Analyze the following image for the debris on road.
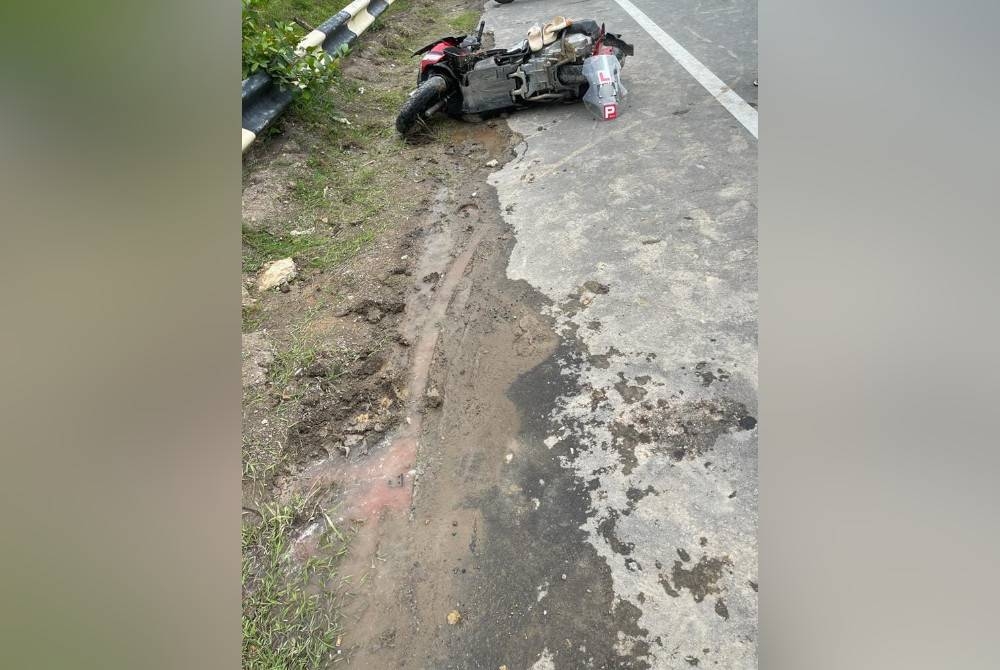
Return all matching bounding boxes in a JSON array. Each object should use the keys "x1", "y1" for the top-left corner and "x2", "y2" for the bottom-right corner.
[{"x1": 447, "y1": 609, "x2": 462, "y2": 625}]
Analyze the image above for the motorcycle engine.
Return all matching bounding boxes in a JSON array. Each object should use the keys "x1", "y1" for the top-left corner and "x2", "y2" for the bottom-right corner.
[{"x1": 511, "y1": 33, "x2": 593, "y2": 101}]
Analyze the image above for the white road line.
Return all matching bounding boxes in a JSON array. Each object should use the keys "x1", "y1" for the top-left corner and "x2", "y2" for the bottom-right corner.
[{"x1": 612, "y1": 0, "x2": 758, "y2": 139}]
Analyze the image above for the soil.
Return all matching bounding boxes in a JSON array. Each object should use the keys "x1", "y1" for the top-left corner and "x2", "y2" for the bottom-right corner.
[{"x1": 241, "y1": 1, "x2": 578, "y2": 666}]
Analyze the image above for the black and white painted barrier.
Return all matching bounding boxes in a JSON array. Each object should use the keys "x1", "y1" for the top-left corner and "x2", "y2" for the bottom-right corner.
[{"x1": 242, "y1": 0, "x2": 397, "y2": 153}]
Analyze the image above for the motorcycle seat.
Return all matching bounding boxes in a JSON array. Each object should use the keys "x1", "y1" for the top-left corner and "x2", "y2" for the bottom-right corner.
[{"x1": 507, "y1": 39, "x2": 529, "y2": 54}]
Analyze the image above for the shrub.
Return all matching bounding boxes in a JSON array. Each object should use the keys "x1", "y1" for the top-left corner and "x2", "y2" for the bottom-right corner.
[{"x1": 241, "y1": 0, "x2": 342, "y2": 97}]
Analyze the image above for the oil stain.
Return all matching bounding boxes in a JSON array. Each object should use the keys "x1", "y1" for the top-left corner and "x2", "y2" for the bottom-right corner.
[{"x1": 659, "y1": 554, "x2": 733, "y2": 603}]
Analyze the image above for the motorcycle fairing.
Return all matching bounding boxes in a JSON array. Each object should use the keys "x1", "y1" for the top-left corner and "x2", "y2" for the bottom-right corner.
[
  {"x1": 582, "y1": 54, "x2": 627, "y2": 120},
  {"x1": 412, "y1": 37, "x2": 462, "y2": 56}
]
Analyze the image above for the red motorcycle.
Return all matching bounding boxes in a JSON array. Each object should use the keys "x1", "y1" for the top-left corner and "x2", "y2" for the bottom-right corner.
[{"x1": 396, "y1": 17, "x2": 633, "y2": 134}]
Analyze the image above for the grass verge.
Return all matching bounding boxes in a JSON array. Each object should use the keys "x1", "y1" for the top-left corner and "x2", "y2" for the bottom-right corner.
[
  {"x1": 242, "y1": 494, "x2": 349, "y2": 669},
  {"x1": 242, "y1": 1, "x2": 488, "y2": 664}
]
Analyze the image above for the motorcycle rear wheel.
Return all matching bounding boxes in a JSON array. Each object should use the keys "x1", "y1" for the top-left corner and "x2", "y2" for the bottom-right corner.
[{"x1": 396, "y1": 76, "x2": 450, "y2": 135}]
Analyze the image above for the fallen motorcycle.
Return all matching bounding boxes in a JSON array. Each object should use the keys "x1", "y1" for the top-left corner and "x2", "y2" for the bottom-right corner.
[{"x1": 395, "y1": 16, "x2": 634, "y2": 135}]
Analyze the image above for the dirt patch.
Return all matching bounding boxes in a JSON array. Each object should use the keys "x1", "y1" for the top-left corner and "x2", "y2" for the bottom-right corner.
[
  {"x1": 242, "y1": 0, "x2": 517, "y2": 499},
  {"x1": 658, "y1": 554, "x2": 734, "y2": 604},
  {"x1": 242, "y1": 0, "x2": 524, "y2": 665}
]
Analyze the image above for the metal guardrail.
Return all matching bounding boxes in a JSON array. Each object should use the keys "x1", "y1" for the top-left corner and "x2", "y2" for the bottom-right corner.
[{"x1": 241, "y1": 0, "x2": 397, "y2": 153}]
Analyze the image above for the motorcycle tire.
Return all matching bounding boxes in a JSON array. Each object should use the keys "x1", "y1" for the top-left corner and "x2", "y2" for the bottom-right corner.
[
  {"x1": 396, "y1": 76, "x2": 450, "y2": 135},
  {"x1": 495, "y1": 0, "x2": 516, "y2": 4}
]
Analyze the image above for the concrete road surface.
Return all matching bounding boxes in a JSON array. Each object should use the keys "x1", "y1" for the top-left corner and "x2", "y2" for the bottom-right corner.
[{"x1": 483, "y1": 0, "x2": 757, "y2": 667}]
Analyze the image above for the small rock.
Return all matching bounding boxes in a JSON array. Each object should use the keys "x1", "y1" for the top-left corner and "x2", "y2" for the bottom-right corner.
[
  {"x1": 305, "y1": 362, "x2": 328, "y2": 377},
  {"x1": 366, "y1": 307, "x2": 384, "y2": 323},
  {"x1": 257, "y1": 258, "x2": 297, "y2": 292},
  {"x1": 242, "y1": 332, "x2": 274, "y2": 388},
  {"x1": 584, "y1": 280, "x2": 610, "y2": 294},
  {"x1": 279, "y1": 282, "x2": 291, "y2": 293},
  {"x1": 241, "y1": 285, "x2": 256, "y2": 308},
  {"x1": 505, "y1": 453, "x2": 513, "y2": 463},
  {"x1": 447, "y1": 610, "x2": 461, "y2": 625},
  {"x1": 348, "y1": 412, "x2": 372, "y2": 433},
  {"x1": 561, "y1": 573, "x2": 567, "y2": 580},
  {"x1": 485, "y1": 159, "x2": 499, "y2": 168},
  {"x1": 425, "y1": 386, "x2": 442, "y2": 408},
  {"x1": 422, "y1": 271, "x2": 441, "y2": 284}
]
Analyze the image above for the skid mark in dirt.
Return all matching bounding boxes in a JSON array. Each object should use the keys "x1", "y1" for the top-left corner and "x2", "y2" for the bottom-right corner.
[{"x1": 282, "y1": 202, "x2": 493, "y2": 524}]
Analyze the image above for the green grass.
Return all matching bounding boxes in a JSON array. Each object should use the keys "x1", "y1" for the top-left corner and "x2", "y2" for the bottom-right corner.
[
  {"x1": 243, "y1": 302, "x2": 265, "y2": 333},
  {"x1": 448, "y1": 9, "x2": 481, "y2": 34},
  {"x1": 242, "y1": 494, "x2": 348, "y2": 670},
  {"x1": 242, "y1": 226, "x2": 327, "y2": 274},
  {"x1": 243, "y1": 434, "x2": 285, "y2": 499},
  {"x1": 249, "y1": 0, "x2": 345, "y2": 30},
  {"x1": 268, "y1": 338, "x2": 319, "y2": 389},
  {"x1": 242, "y1": 218, "x2": 379, "y2": 275},
  {"x1": 266, "y1": 302, "x2": 351, "y2": 390}
]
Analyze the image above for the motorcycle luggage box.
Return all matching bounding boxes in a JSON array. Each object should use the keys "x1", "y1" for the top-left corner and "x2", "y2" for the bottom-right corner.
[{"x1": 460, "y1": 61, "x2": 520, "y2": 114}]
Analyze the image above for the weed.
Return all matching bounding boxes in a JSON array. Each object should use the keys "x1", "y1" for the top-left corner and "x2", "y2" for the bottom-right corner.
[
  {"x1": 448, "y1": 10, "x2": 481, "y2": 35},
  {"x1": 243, "y1": 225, "x2": 324, "y2": 273},
  {"x1": 242, "y1": 494, "x2": 348, "y2": 669},
  {"x1": 243, "y1": 435, "x2": 284, "y2": 499},
  {"x1": 243, "y1": 302, "x2": 265, "y2": 333},
  {"x1": 268, "y1": 338, "x2": 319, "y2": 389}
]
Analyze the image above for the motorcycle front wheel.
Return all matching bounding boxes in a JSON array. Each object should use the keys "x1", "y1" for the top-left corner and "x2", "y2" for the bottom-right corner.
[{"x1": 396, "y1": 76, "x2": 450, "y2": 135}]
